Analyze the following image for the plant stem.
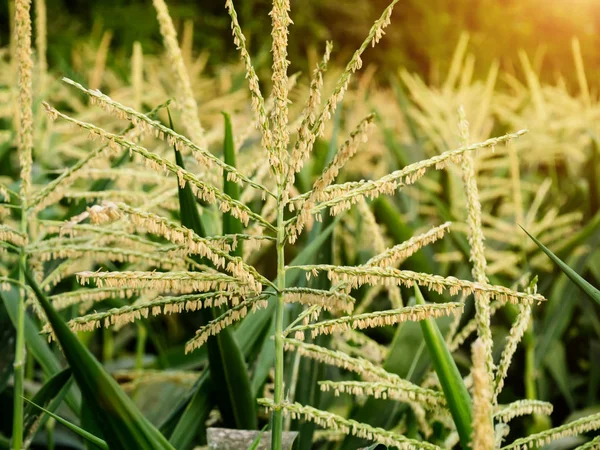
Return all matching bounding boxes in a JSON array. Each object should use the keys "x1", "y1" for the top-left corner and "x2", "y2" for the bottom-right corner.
[
  {"x1": 272, "y1": 201, "x2": 285, "y2": 450},
  {"x1": 12, "y1": 248, "x2": 27, "y2": 450}
]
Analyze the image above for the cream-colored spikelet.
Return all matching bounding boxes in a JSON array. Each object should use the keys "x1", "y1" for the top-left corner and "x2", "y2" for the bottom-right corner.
[
  {"x1": 44, "y1": 105, "x2": 267, "y2": 226},
  {"x1": 15, "y1": 0, "x2": 34, "y2": 201},
  {"x1": 185, "y1": 295, "x2": 270, "y2": 353},
  {"x1": 68, "y1": 201, "x2": 264, "y2": 291},
  {"x1": 287, "y1": 0, "x2": 401, "y2": 189},
  {"x1": 225, "y1": 0, "x2": 271, "y2": 152},
  {"x1": 43, "y1": 291, "x2": 242, "y2": 338},
  {"x1": 290, "y1": 114, "x2": 375, "y2": 239},
  {"x1": 494, "y1": 400, "x2": 553, "y2": 424},
  {"x1": 471, "y1": 339, "x2": 494, "y2": 450},
  {"x1": 493, "y1": 303, "x2": 531, "y2": 402},
  {"x1": 366, "y1": 222, "x2": 451, "y2": 268},
  {"x1": 319, "y1": 380, "x2": 446, "y2": 410},
  {"x1": 501, "y1": 411, "x2": 600, "y2": 450},
  {"x1": 268, "y1": 0, "x2": 292, "y2": 176},
  {"x1": 49, "y1": 287, "x2": 140, "y2": 311},
  {"x1": 30, "y1": 99, "x2": 170, "y2": 213},
  {"x1": 49, "y1": 81, "x2": 271, "y2": 199},
  {"x1": 258, "y1": 398, "x2": 443, "y2": 450},
  {"x1": 282, "y1": 287, "x2": 354, "y2": 314},
  {"x1": 288, "y1": 130, "x2": 526, "y2": 225},
  {"x1": 0, "y1": 225, "x2": 28, "y2": 247},
  {"x1": 333, "y1": 329, "x2": 388, "y2": 363},
  {"x1": 293, "y1": 264, "x2": 546, "y2": 305},
  {"x1": 448, "y1": 298, "x2": 506, "y2": 351},
  {"x1": 286, "y1": 41, "x2": 332, "y2": 192},
  {"x1": 288, "y1": 303, "x2": 463, "y2": 339},
  {"x1": 284, "y1": 338, "x2": 401, "y2": 384},
  {"x1": 152, "y1": 0, "x2": 205, "y2": 147},
  {"x1": 457, "y1": 107, "x2": 494, "y2": 383},
  {"x1": 76, "y1": 270, "x2": 252, "y2": 296}
]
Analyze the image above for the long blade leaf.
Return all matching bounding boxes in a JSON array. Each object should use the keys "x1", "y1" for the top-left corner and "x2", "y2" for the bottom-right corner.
[
  {"x1": 23, "y1": 398, "x2": 109, "y2": 450},
  {"x1": 24, "y1": 267, "x2": 175, "y2": 449},
  {"x1": 521, "y1": 226, "x2": 600, "y2": 305},
  {"x1": 414, "y1": 285, "x2": 472, "y2": 449},
  {"x1": 23, "y1": 368, "x2": 73, "y2": 448}
]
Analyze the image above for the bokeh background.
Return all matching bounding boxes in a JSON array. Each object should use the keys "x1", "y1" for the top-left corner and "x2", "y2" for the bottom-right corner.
[{"x1": 1, "y1": 0, "x2": 600, "y2": 87}]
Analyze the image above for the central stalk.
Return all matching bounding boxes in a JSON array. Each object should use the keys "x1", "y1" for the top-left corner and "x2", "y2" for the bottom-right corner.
[{"x1": 272, "y1": 197, "x2": 286, "y2": 449}]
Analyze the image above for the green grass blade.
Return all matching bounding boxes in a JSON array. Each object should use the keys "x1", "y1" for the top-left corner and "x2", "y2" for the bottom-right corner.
[
  {"x1": 248, "y1": 425, "x2": 268, "y2": 450},
  {"x1": 168, "y1": 112, "x2": 257, "y2": 430},
  {"x1": 22, "y1": 368, "x2": 73, "y2": 447},
  {"x1": 414, "y1": 285, "x2": 472, "y2": 449},
  {"x1": 23, "y1": 398, "x2": 108, "y2": 450},
  {"x1": 1, "y1": 285, "x2": 81, "y2": 416},
  {"x1": 521, "y1": 226, "x2": 600, "y2": 305},
  {"x1": 167, "y1": 371, "x2": 213, "y2": 449},
  {"x1": 221, "y1": 112, "x2": 243, "y2": 258},
  {"x1": 23, "y1": 267, "x2": 175, "y2": 450}
]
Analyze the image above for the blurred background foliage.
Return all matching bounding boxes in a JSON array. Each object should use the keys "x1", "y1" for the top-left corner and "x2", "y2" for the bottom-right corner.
[{"x1": 1, "y1": 0, "x2": 600, "y2": 87}]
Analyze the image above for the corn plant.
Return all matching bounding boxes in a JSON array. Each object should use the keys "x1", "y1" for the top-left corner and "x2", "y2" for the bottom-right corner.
[{"x1": 3, "y1": 0, "x2": 600, "y2": 449}]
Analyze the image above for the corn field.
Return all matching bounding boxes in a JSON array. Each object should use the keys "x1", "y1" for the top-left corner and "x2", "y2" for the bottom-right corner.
[{"x1": 1, "y1": 1, "x2": 599, "y2": 449}]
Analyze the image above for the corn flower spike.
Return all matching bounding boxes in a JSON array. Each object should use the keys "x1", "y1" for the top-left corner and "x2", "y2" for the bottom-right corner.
[
  {"x1": 501, "y1": 412, "x2": 600, "y2": 450},
  {"x1": 290, "y1": 264, "x2": 546, "y2": 304},
  {"x1": 76, "y1": 271, "x2": 252, "y2": 295},
  {"x1": 42, "y1": 104, "x2": 274, "y2": 231},
  {"x1": 225, "y1": 0, "x2": 271, "y2": 152},
  {"x1": 333, "y1": 329, "x2": 388, "y2": 363},
  {"x1": 575, "y1": 435, "x2": 600, "y2": 450},
  {"x1": 185, "y1": 295, "x2": 270, "y2": 353},
  {"x1": 290, "y1": 114, "x2": 376, "y2": 239},
  {"x1": 288, "y1": 0, "x2": 401, "y2": 184},
  {"x1": 50, "y1": 287, "x2": 141, "y2": 311},
  {"x1": 152, "y1": 0, "x2": 205, "y2": 147},
  {"x1": 365, "y1": 222, "x2": 451, "y2": 267},
  {"x1": 285, "y1": 41, "x2": 332, "y2": 193},
  {"x1": 457, "y1": 107, "x2": 494, "y2": 385},
  {"x1": 268, "y1": 0, "x2": 292, "y2": 177},
  {"x1": 493, "y1": 303, "x2": 532, "y2": 403},
  {"x1": 44, "y1": 291, "x2": 245, "y2": 338},
  {"x1": 282, "y1": 287, "x2": 355, "y2": 314},
  {"x1": 283, "y1": 338, "x2": 400, "y2": 383},
  {"x1": 319, "y1": 380, "x2": 446, "y2": 410},
  {"x1": 288, "y1": 130, "x2": 527, "y2": 223},
  {"x1": 0, "y1": 225, "x2": 28, "y2": 247},
  {"x1": 287, "y1": 303, "x2": 463, "y2": 339},
  {"x1": 258, "y1": 398, "x2": 443, "y2": 450},
  {"x1": 57, "y1": 79, "x2": 273, "y2": 198},
  {"x1": 471, "y1": 339, "x2": 494, "y2": 450},
  {"x1": 68, "y1": 201, "x2": 268, "y2": 290},
  {"x1": 494, "y1": 400, "x2": 553, "y2": 423}
]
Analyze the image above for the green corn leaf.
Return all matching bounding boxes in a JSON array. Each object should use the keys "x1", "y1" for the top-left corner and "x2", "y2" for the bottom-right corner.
[
  {"x1": 23, "y1": 398, "x2": 108, "y2": 450},
  {"x1": 166, "y1": 371, "x2": 213, "y2": 449},
  {"x1": 1, "y1": 284, "x2": 81, "y2": 416},
  {"x1": 248, "y1": 425, "x2": 269, "y2": 450},
  {"x1": 23, "y1": 267, "x2": 175, "y2": 450},
  {"x1": 521, "y1": 226, "x2": 600, "y2": 305},
  {"x1": 222, "y1": 112, "x2": 243, "y2": 258},
  {"x1": 168, "y1": 111, "x2": 257, "y2": 430},
  {"x1": 22, "y1": 368, "x2": 73, "y2": 448},
  {"x1": 414, "y1": 285, "x2": 473, "y2": 450}
]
